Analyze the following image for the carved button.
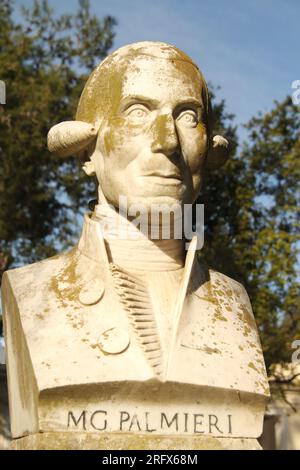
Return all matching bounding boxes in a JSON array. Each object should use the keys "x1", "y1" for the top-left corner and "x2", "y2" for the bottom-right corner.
[
  {"x1": 79, "y1": 279, "x2": 105, "y2": 306},
  {"x1": 98, "y1": 327, "x2": 130, "y2": 355}
]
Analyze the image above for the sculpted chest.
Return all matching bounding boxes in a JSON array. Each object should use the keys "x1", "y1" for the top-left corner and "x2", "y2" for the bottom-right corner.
[{"x1": 2, "y1": 244, "x2": 269, "y2": 439}]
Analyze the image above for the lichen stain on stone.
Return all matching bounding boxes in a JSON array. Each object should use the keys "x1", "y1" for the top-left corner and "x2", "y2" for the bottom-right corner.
[
  {"x1": 225, "y1": 306, "x2": 233, "y2": 312},
  {"x1": 202, "y1": 345, "x2": 221, "y2": 355},
  {"x1": 49, "y1": 249, "x2": 82, "y2": 308},
  {"x1": 152, "y1": 114, "x2": 174, "y2": 150},
  {"x1": 243, "y1": 325, "x2": 251, "y2": 337},
  {"x1": 225, "y1": 288, "x2": 234, "y2": 298},
  {"x1": 71, "y1": 322, "x2": 82, "y2": 329},
  {"x1": 248, "y1": 362, "x2": 260, "y2": 374},
  {"x1": 237, "y1": 303, "x2": 256, "y2": 330},
  {"x1": 193, "y1": 280, "x2": 219, "y2": 305},
  {"x1": 213, "y1": 306, "x2": 228, "y2": 322},
  {"x1": 41, "y1": 361, "x2": 51, "y2": 369},
  {"x1": 259, "y1": 381, "x2": 270, "y2": 395},
  {"x1": 215, "y1": 289, "x2": 226, "y2": 297}
]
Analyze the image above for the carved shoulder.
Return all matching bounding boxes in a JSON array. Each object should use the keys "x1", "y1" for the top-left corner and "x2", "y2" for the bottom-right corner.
[{"x1": 209, "y1": 269, "x2": 253, "y2": 305}]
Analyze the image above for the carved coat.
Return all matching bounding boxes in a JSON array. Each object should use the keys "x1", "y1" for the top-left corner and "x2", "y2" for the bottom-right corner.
[{"x1": 2, "y1": 214, "x2": 269, "y2": 438}]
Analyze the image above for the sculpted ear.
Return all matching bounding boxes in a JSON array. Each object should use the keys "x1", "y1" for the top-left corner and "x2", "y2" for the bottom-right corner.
[
  {"x1": 205, "y1": 135, "x2": 230, "y2": 170},
  {"x1": 47, "y1": 121, "x2": 98, "y2": 157}
]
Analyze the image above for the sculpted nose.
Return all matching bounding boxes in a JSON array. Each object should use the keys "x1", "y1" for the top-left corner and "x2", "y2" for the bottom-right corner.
[{"x1": 150, "y1": 114, "x2": 180, "y2": 157}]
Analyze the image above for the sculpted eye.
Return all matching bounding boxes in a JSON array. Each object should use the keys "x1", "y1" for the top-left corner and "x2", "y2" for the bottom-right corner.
[
  {"x1": 177, "y1": 110, "x2": 198, "y2": 127},
  {"x1": 126, "y1": 105, "x2": 148, "y2": 120}
]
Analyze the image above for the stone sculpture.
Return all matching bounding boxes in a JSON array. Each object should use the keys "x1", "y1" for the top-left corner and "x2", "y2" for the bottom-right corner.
[{"x1": 2, "y1": 42, "x2": 269, "y2": 449}]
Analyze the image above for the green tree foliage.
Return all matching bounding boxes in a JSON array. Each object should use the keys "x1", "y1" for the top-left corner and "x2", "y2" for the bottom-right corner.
[
  {"x1": 201, "y1": 96, "x2": 300, "y2": 371},
  {"x1": 242, "y1": 98, "x2": 300, "y2": 370},
  {"x1": 0, "y1": 0, "x2": 116, "y2": 272}
]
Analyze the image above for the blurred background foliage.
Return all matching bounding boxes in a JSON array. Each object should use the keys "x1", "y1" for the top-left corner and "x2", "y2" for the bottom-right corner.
[{"x1": 0, "y1": 0, "x2": 299, "y2": 374}]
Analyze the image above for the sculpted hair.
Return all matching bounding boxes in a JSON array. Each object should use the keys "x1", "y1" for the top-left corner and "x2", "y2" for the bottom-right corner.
[
  {"x1": 76, "y1": 41, "x2": 212, "y2": 138},
  {"x1": 48, "y1": 41, "x2": 228, "y2": 169}
]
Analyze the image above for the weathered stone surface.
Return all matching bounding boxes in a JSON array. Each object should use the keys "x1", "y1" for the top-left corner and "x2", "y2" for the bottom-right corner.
[
  {"x1": 10, "y1": 432, "x2": 261, "y2": 450},
  {"x1": 2, "y1": 220, "x2": 269, "y2": 440},
  {"x1": 2, "y1": 41, "x2": 269, "y2": 450}
]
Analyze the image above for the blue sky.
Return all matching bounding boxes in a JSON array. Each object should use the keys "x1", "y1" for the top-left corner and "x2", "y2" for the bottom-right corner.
[{"x1": 14, "y1": 0, "x2": 299, "y2": 141}]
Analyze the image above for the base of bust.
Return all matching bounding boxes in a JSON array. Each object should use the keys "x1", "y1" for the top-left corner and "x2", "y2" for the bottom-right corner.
[{"x1": 10, "y1": 432, "x2": 262, "y2": 450}]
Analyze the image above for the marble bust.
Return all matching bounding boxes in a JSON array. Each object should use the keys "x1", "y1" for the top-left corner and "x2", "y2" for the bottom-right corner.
[{"x1": 2, "y1": 42, "x2": 269, "y2": 449}]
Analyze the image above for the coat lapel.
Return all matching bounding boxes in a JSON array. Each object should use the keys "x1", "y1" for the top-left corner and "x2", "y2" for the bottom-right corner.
[{"x1": 76, "y1": 216, "x2": 202, "y2": 380}]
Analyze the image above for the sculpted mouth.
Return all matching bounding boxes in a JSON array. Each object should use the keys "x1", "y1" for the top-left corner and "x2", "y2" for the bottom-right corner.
[{"x1": 143, "y1": 171, "x2": 183, "y2": 181}]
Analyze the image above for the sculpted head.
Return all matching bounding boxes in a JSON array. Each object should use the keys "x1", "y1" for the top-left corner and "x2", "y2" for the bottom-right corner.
[{"x1": 48, "y1": 42, "x2": 229, "y2": 210}]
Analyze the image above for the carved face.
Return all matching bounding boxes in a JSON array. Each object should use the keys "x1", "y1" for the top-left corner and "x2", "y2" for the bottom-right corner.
[{"x1": 91, "y1": 56, "x2": 208, "y2": 209}]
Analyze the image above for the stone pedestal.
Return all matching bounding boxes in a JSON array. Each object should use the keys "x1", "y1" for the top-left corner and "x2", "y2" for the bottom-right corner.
[{"x1": 10, "y1": 432, "x2": 261, "y2": 450}]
